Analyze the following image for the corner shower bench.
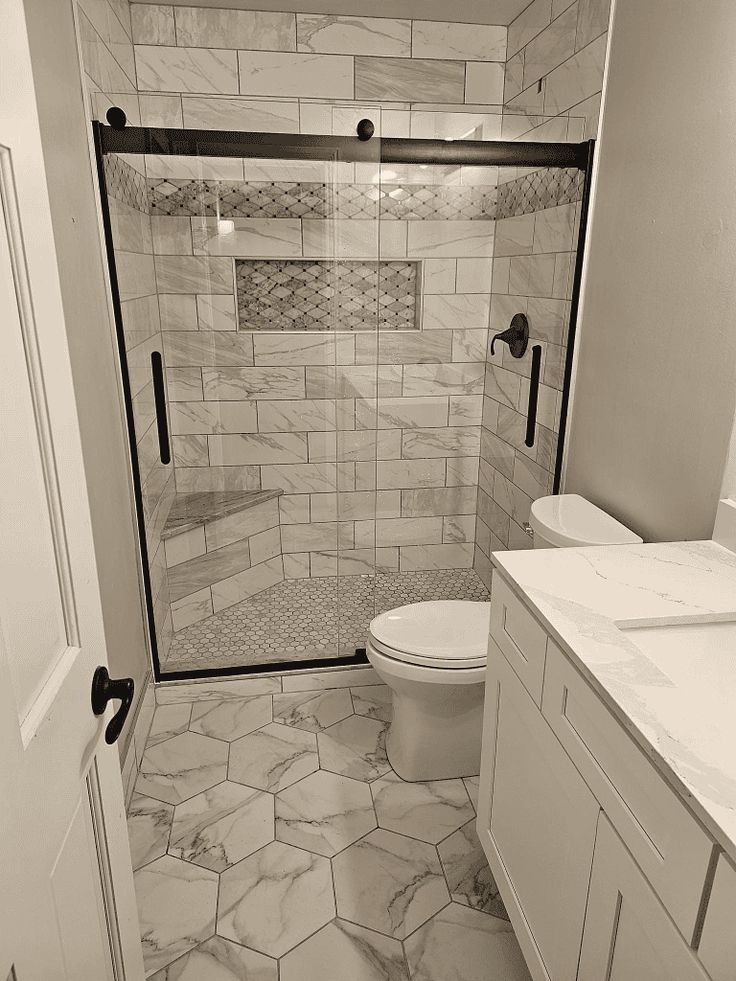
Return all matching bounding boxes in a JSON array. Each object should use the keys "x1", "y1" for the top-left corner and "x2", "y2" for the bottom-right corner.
[{"x1": 162, "y1": 489, "x2": 284, "y2": 631}]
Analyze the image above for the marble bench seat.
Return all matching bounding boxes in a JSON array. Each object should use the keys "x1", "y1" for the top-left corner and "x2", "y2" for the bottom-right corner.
[{"x1": 162, "y1": 490, "x2": 285, "y2": 632}]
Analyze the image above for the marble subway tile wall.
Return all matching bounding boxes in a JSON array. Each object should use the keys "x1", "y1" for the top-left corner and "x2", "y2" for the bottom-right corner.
[
  {"x1": 473, "y1": 0, "x2": 610, "y2": 587},
  {"x1": 131, "y1": 4, "x2": 508, "y2": 578}
]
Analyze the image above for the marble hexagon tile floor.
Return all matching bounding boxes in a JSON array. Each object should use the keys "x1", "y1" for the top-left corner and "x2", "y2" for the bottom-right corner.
[{"x1": 128, "y1": 671, "x2": 531, "y2": 981}]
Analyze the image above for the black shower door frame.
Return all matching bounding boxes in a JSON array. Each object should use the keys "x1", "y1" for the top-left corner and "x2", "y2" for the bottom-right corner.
[{"x1": 93, "y1": 119, "x2": 594, "y2": 682}]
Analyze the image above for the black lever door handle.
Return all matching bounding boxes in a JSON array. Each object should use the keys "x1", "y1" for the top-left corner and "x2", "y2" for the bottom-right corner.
[
  {"x1": 91, "y1": 666, "x2": 135, "y2": 745},
  {"x1": 491, "y1": 312, "x2": 529, "y2": 359}
]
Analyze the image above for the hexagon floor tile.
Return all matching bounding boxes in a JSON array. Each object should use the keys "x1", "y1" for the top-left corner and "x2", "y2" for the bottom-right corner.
[
  {"x1": 148, "y1": 936, "x2": 277, "y2": 981},
  {"x1": 280, "y1": 919, "x2": 408, "y2": 981},
  {"x1": 134, "y1": 855, "x2": 218, "y2": 975},
  {"x1": 229, "y1": 723, "x2": 318, "y2": 792},
  {"x1": 127, "y1": 794, "x2": 173, "y2": 871},
  {"x1": 275, "y1": 770, "x2": 376, "y2": 856},
  {"x1": 137, "y1": 731, "x2": 229, "y2": 805},
  {"x1": 189, "y1": 695, "x2": 272, "y2": 741},
  {"x1": 272, "y1": 689, "x2": 353, "y2": 732},
  {"x1": 168, "y1": 781, "x2": 274, "y2": 872},
  {"x1": 317, "y1": 715, "x2": 391, "y2": 782},
  {"x1": 350, "y1": 684, "x2": 393, "y2": 723},
  {"x1": 404, "y1": 904, "x2": 530, "y2": 981},
  {"x1": 218, "y1": 841, "x2": 335, "y2": 957},
  {"x1": 332, "y1": 828, "x2": 449, "y2": 939},
  {"x1": 372, "y1": 771, "x2": 475, "y2": 844},
  {"x1": 146, "y1": 702, "x2": 192, "y2": 748},
  {"x1": 438, "y1": 820, "x2": 508, "y2": 918}
]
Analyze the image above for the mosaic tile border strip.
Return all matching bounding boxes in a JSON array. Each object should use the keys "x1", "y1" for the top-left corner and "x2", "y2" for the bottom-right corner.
[
  {"x1": 104, "y1": 153, "x2": 149, "y2": 214},
  {"x1": 235, "y1": 258, "x2": 419, "y2": 332},
  {"x1": 148, "y1": 179, "x2": 497, "y2": 221},
  {"x1": 496, "y1": 167, "x2": 584, "y2": 219}
]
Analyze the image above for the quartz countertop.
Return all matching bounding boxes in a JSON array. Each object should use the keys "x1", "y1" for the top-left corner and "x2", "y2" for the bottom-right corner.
[{"x1": 491, "y1": 540, "x2": 736, "y2": 862}]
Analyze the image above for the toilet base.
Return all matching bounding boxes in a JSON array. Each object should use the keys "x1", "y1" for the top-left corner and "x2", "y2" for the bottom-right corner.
[{"x1": 367, "y1": 641, "x2": 485, "y2": 782}]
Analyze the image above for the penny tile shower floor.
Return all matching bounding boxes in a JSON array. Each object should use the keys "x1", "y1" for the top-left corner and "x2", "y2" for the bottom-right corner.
[
  {"x1": 129, "y1": 670, "x2": 531, "y2": 981},
  {"x1": 164, "y1": 569, "x2": 490, "y2": 673}
]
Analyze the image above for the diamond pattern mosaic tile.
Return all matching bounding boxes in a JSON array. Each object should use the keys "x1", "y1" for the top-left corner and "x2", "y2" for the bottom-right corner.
[
  {"x1": 235, "y1": 259, "x2": 418, "y2": 332},
  {"x1": 380, "y1": 184, "x2": 497, "y2": 221},
  {"x1": 496, "y1": 167, "x2": 583, "y2": 219},
  {"x1": 104, "y1": 153, "x2": 148, "y2": 213},
  {"x1": 164, "y1": 569, "x2": 490, "y2": 672},
  {"x1": 148, "y1": 180, "x2": 496, "y2": 221}
]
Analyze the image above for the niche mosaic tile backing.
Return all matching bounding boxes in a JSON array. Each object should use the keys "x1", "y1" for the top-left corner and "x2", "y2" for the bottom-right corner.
[{"x1": 235, "y1": 259, "x2": 419, "y2": 332}]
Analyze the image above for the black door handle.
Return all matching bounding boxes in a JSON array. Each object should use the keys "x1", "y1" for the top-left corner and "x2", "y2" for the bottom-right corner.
[
  {"x1": 91, "y1": 666, "x2": 135, "y2": 745},
  {"x1": 491, "y1": 312, "x2": 529, "y2": 358}
]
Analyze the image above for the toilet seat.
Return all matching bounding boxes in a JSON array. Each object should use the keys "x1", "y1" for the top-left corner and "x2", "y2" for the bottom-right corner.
[{"x1": 368, "y1": 601, "x2": 490, "y2": 670}]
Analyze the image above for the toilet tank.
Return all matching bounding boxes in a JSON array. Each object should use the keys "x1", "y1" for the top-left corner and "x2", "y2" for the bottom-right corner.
[{"x1": 530, "y1": 494, "x2": 642, "y2": 549}]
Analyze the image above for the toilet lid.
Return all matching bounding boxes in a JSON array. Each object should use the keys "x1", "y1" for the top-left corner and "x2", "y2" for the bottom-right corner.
[{"x1": 369, "y1": 601, "x2": 490, "y2": 669}]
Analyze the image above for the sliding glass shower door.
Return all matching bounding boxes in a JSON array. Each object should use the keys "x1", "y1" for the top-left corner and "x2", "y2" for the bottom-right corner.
[{"x1": 100, "y1": 119, "x2": 383, "y2": 677}]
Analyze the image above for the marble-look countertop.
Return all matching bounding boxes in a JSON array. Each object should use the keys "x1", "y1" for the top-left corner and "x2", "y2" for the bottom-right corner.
[{"x1": 491, "y1": 540, "x2": 736, "y2": 863}]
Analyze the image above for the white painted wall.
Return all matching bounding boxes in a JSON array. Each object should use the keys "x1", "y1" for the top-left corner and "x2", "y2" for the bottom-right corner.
[{"x1": 565, "y1": 0, "x2": 736, "y2": 542}]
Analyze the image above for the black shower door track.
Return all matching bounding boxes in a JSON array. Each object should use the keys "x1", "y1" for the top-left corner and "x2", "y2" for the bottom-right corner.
[{"x1": 93, "y1": 119, "x2": 594, "y2": 683}]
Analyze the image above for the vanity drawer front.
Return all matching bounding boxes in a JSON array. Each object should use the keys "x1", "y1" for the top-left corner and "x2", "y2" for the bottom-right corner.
[
  {"x1": 698, "y1": 854, "x2": 736, "y2": 981},
  {"x1": 541, "y1": 641, "x2": 712, "y2": 941},
  {"x1": 490, "y1": 574, "x2": 547, "y2": 705}
]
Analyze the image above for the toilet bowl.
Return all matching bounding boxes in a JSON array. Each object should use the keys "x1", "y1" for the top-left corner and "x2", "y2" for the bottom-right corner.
[
  {"x1": 367, "y1": 601, "x2": 489, "y2": 782},
  {"x1": 368, "y1": 495, "x2": 641, "y2": 783}
]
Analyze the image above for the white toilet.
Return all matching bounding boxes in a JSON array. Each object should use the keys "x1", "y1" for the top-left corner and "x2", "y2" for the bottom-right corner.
[{"x1": 367, "y1": 494, "x2": 642, "y2": 782}]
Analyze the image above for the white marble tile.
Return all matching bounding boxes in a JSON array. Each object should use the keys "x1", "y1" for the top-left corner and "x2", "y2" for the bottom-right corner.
[
  {"x1": 438, "y1": 820, "x2": 507, "y2": 917},
  {"x1": 139, "y1": 94, "x2": 183, "y2": 127},
  {"x1": 189, "y1": 695, "x2": 272, "y2": 740},
  {"x1": 281, "y1": 666, "x2": 380, "y2": 691},
  {"x1": 543, "y1": 33, "x2": 607, "y2": 115},
  {"x1": 402, "y1": 426, "x2": 480, "y2": 460},
  {"x1": 218, "y1": 840, "x2": 335, "y2": 957},
  {"x1": 332, "y1": 828, "x2": 449, "y2": 939},
  {"x1": 168, "y1": 781, "x2": 274, "y2": 872},
  {"x1": 154, "y1": 256, "x2": 233, "y2": 294},
  {"x1": 533, "y1": 203, "x2": 577, "y2": 253},
  {"x1": 229, "y1": 721, "x2": 318, "y2": 792},
  {"x1": 508, "y1": 0, "x2": 553, "y2": 57},
  {"x1": 374, "y1": 517, "x2": 443, "y2": 546},
  {"x1": 202, "y1": 366, "x2": 304, "y2": 401},
  {"x1": 412, "y1": 21, "x2": 506, "y2": 62},
  {"x1": 317, "y1": 715, "x2": 390, "y2": 781},
  {"x1": 135, "y1": 44, "x2": 238, "y2": 94},
  {"x1": 408, "y1": 221, "x2": 495, "y2": 258},
  {"x1": 147, "y1": 703, "x2": 193, "y2": 748},
  {"x1": 372, "y1": 771, "x2": 475, "y2": 843},
  {"x1": 165, "y1": 526, "x2": 206, "y2": 569},
  {"x1": 351, "y1": 685, "x2": 392, "y2": 722},
  {"x1": 276, "y1": 769, "x2": 376, "y2": 856},
  {"x1": 148, "y1": 936, "x2": 277, "y2": 981},
  {"x1": 423, "y1": 293, "x2": 490, "y2": 330},
  {"x1": 239, "y1": 51, "x2": 354, "y2": 99},
  {"x1": 192, "y1": 217, "x2": 302, "y2": 258},
  {"x1": 137, "y1": 731, "x2": 228, "y2": 805},
  {"x1": 127, "y1": 793, "x2": 174, "y2": 871},
  {"x1": 403, "y1": 363, "x2": 485, "y2": 397},
  {"x1": 158, "y1": 294, "x2": 196, "y2": 333},
  {"x1": 156, "y1": 677, "x2": 281, "y2": 704},
  {"x1": 297, "y1": 14, "x2": 410, "y2": 56},
  {"x1": 355, "y1": 57, "x2": 465, "y2": 103},
  {"x1": 400, "y1": 543, "x2": 474, "y2": 571},
  {"x1": 181, "y1": 95, "x2": 299, "y2": 133},
  {"x1": 211, "y1": 555, "x2": 284, "y2": 612},
  {"x1": 171, "y1": 587, "x2": 213, "y2": 632},
  {"x1": 280, "y1": 918, "x2": 407, "y2": 981},
  {"x1": 250, "y1": 526, "x2": 281, "y2": 565},
  {"x1": 273, "y1": 689, "x2": 353, "y2": 732},
  {"x1": 253, "y1": 333, "x2": 339, "y2": 367},
  {"x1": 302, "y1": 219, "x2": 379, "y2": 259},
  {"x1": 375, "y1": 459, "x2": 446, "y2": 491},
  {"x1": 196, "y1": 293, "x2": 236, "y2": 331},
  {"x1": 174, "y1": 7, "x2": 295, "y2": 50},
  {"x1": 422, "y1": 258, "x2": 456, "y2": 294},
  {"x1": 456, "y1": 258, "x2": 493, "y2": 294},
  {"x1": 261, "y1": 463, "x2": 336, "y2": 494},
  {"x1": 134, "y1": 854, "x2": 218, "y2": 975},
  {"x1": 145, "y1": 153, "x2": 243, "y2": 180},
  {"x1": 208, "y1": 432, "x2": 307, "y2": 465},
  {"x1": 404, "y1": 903, "x2": 529, "y2": 981},
  {"x1": 205, "y1": 500, "x2": 279, "y2": 551},
  {"x1": 131, "y1": 4, "x2": 175, "y2": 45}
]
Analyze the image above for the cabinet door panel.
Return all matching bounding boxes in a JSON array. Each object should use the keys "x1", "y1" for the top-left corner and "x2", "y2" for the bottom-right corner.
[
  {"x1": 579, "y1": 816, "x2": 710, "y2": 981},
  {"x1": 490, "y1": 574, "x2": 548, "y2": 704},
  {"x1": 489, "y1": 653, "x2": 600, "y2": 981}
]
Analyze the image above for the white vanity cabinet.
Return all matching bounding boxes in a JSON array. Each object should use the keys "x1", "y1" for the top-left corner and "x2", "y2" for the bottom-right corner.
[{"x1": 478, "y1": 570, "x2": 726, "y2": 981}]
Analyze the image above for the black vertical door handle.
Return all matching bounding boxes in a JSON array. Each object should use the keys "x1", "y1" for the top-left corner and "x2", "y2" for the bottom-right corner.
[
  {"x1": 525, "y1": 344, "x2": 543, "y2": 448},
  {"x1": 91, "y1": 666, "x2": 135, "y2": 745},
  {"x1": 151, "y1": 351, "x2": 171, "y2": 465}
]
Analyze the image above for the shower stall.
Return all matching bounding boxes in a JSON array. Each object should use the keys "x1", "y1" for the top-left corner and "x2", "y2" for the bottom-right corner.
[{"x1": 94, "y1": 108, "x2": 591, "y2": 681}]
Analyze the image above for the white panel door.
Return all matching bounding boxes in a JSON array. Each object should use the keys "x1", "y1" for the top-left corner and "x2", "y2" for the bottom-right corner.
[
  {"x1": 578, "y1": 816, "x2": 710, "y2": 981},
  {"x1": 0, "y1": 1, "x2": 144, "y2": 978}
]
